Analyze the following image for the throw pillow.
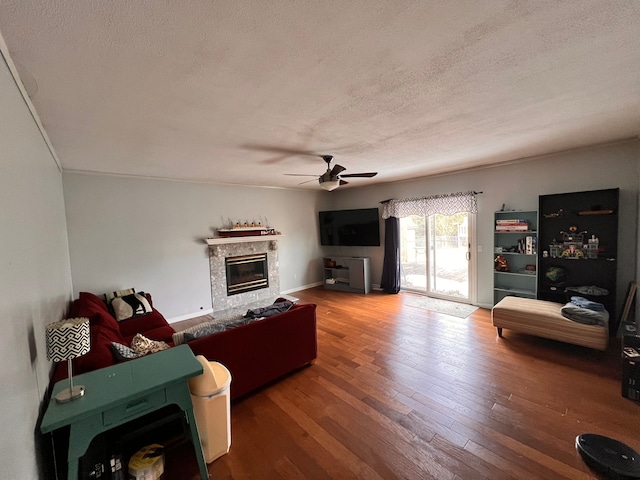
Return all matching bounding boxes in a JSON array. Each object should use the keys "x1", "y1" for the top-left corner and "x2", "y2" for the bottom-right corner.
[
  {"x1": 104, "y1": 288, "x2": 135, "y2": 303},
  {"x1": 104, "y1": 288, "x2": 136, "y2": 317},
  {"x1": 111, "y1": 292, "x2": 152, "y2": 322},
  {"x1": 130, "y1": 333, "x2": 170, "y2": 355},
  {"x1": 110, "y1": 342, "x2": 142, "y2": 362}
]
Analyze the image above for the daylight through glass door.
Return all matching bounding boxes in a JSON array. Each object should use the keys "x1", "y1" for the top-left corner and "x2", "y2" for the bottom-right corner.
[{"x1": 400, "y1": 213, "x2": 470, "y2": 301}]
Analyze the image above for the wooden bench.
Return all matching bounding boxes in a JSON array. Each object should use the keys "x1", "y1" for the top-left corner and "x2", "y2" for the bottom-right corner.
[{"x1": 491, "y1": 296, "x2": 609, "y2": 351}]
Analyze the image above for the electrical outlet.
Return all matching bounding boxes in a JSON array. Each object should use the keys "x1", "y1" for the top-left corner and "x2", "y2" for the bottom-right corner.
[{"x1": 477, "y1": 245, "x2": 483, "y2": 252}]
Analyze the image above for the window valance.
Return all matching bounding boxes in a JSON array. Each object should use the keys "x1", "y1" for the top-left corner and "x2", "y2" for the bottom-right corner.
[{"x1": 381, "y1": 191, "x2": 478, "y2": 219}]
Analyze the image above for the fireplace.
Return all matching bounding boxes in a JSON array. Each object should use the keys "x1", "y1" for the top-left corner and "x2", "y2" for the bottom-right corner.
[
  {"x1": 225, "y1": 253, "x2": 269, "y2": 296},
  {"x1": 207, "y1": 238, "x2": 280, "y2": 312}
]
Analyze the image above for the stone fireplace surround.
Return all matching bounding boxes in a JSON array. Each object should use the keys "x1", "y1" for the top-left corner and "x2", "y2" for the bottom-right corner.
[{"x1": 208, "y1": 238, "x2": 281, "y2": 314}]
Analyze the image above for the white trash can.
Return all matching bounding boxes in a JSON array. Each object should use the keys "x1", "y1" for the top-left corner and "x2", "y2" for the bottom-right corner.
[{"x1": 188, "y1": 355, "x2": 232, "y2": 463}]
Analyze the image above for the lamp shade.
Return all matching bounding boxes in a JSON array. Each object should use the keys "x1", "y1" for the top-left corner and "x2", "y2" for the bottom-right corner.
[{"x1": 46, "y1": 317, "x2": 90, "y2": 362}]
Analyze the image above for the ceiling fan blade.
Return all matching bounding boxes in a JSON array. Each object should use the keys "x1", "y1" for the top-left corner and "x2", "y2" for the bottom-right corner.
[
  {"x1": 339, "y1": 179, "x2": 349, "y2": 186},
  {"x1": 242, "y1": 144, "x2": 317, "y2": 156},
  {"x1": 241, "y1": 144, "x2": 322, "y2": 164},
  {"x1": 339, "y1": 172, "x2": 378, "y2": 178},
  {"x1": 330, "y1": 164, "x2": 347, "y2": 177},
  {"x1": 260, "y1": 154, "x2": 295, "y2": 164},
  {"x1": 297, "y1": 178, "x2": 319, "y2": 185},
  {"x1": 284, "y1": 173, "x2": 320, "y2": 177}
]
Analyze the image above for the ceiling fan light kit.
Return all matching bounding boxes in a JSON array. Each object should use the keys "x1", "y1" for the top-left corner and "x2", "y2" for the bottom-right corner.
[
  {"x1": 320, "y1": 179, "x2": 340, "y2": 191},
  {"x1": 285, "y1": 154, "x2": 378, "y2": 191}
]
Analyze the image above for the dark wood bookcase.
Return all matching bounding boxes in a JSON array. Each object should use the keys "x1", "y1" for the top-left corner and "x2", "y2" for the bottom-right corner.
[{"x1": 537, "y1": 188, "x2": 619, "y2": 333}]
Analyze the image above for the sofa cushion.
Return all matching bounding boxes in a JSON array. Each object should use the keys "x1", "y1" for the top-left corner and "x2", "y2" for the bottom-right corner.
[
  {"x1": 69, "y1": 294, "x2": 121, "y2": 338},
  {"x1": 78, "y1": 291, "x2": 111, "y2": 313},
  {"x1": 118, "y1": 308, "x2": 173, "y2": 338},
  {"x1": 124, "y1": 324, "x2": 176, "y2": 345}
]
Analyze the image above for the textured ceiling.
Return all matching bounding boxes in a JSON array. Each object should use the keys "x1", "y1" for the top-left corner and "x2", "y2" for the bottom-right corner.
[{"x1": 1, "y1": 1, "x2": 639, "y2": 190}]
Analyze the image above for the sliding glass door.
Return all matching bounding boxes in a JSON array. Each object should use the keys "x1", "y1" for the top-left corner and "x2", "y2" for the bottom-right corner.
[
  {"x1": 400, "y1": 212, "x2": 474, "y2": 302},
  {"x1": 400, "y1": 216, "x2": 427, "y2": 290}
]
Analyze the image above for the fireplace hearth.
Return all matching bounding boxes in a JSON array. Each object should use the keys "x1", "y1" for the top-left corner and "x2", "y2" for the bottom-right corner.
[{"x1": 226, "y1": 253, "x2": 268, "y2": 295}]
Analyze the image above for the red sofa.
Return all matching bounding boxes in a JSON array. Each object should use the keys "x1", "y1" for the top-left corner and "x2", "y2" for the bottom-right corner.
[{"x1": 52, "y1": 292, "x2": 318, "y2": 400}]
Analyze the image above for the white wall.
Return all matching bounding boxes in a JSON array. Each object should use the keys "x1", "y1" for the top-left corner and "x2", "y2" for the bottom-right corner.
[
  {"x1": 63, "y1": 174, "x2": 331, "y2": 319},
  {"x1": 0, "y1": 52, "x2": 73, "y2": 478},
  {"x1": 332, "y1": 140, "x2": 639, "y2": 311}
]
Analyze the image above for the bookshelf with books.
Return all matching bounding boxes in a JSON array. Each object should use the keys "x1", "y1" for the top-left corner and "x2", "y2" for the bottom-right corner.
[{"x1": 493, "y1": 210, "x2": 538, "y2": 305}]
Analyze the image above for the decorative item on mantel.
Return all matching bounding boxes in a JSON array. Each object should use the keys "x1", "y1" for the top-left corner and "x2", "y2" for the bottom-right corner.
[
  {"x1": 218, "y1": 218, "x2": 279, "y2": 238},
  {"x1": 205, "y1": 217, "x2": 282, "y2": 245},
  {"x1": 218, "y1": 217, "x2": 278, "y2": 237},
  {"x1": 217, "y1": 224, "x2": 278, "y2": 238}
]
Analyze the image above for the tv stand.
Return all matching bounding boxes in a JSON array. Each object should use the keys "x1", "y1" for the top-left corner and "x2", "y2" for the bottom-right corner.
[{"x1": 323, "y1": 256, "x2": 371, "y2": 294}]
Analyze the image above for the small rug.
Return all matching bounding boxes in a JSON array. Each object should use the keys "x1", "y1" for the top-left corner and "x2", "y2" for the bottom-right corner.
[{"x1": 407, "y1": 295, "x2": 478, "y2": 318}]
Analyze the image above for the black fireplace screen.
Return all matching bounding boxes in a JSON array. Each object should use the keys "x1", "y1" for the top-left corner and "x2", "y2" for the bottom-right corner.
[{"x1": 225, "y1": 253, "x2": 269, "y2": 296}]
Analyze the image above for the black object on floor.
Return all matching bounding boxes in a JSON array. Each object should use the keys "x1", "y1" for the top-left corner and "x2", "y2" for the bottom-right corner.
[{"x1": 576, "y1": 433, "x2": 640, "y2": 479}]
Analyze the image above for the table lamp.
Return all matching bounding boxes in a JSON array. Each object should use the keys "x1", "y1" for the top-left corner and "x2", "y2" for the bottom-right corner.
[{"x1": 46, "y1": 317, "x2": 91, "y2": 403}]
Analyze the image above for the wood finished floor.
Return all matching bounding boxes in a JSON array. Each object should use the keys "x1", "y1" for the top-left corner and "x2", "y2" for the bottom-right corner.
[{"x1": 176, "y1": 287, "x2": 639, "y2": 479}]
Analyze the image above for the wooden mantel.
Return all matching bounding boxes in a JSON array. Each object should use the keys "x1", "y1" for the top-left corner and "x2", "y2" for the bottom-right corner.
[{"x1": 205, "y1": 235, "x2": 284, "y2": 246}]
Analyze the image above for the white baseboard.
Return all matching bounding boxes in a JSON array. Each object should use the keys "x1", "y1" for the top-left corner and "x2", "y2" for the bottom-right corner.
[
  {"x1": 167, "y1": 308, "x2": 213, "y2": 324},
  {"x1": 281, "y1": 282, "x2": 323, "y2": 294}
]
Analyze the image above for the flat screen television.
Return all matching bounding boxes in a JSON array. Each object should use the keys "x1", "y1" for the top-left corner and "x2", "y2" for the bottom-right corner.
[{"x1": 319, "y1": 208, "x2": 381, "y2": 246}]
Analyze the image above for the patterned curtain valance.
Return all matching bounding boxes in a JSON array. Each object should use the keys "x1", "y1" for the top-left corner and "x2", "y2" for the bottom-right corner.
[{"x1": 381, "y1": 191, "x2": 478, "y2": 219}]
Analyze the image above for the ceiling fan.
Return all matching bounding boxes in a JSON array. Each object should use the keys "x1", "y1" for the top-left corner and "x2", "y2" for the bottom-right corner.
[{"x1": 285, "y1": 155, "x2": 378, "y2": 191}]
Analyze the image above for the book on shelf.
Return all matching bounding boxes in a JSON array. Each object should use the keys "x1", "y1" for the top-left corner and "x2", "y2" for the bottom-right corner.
[
  {"x1": 495, "y1": 225, "x2": 530, "y2": 231},
  {"x1": 496, "y1": 219, "x2": 528, "y2": 225}
]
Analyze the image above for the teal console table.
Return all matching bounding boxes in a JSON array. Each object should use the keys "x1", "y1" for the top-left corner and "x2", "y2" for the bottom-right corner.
[{"x1": 41, "y1": 344, "x2": 208, "y2": 479}]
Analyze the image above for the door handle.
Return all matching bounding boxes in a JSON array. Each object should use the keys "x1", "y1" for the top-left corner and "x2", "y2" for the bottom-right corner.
[{"x1": 466, "y1": 251, "x2": 471, "y2": 261}]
